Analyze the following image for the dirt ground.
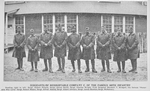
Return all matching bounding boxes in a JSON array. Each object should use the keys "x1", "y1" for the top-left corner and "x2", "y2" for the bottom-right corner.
[{"x1": 4, "y1": 50, "x2": 147, "y2": 81}]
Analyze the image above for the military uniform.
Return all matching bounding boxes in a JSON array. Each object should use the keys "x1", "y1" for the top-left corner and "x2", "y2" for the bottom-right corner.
[
  {"x1": 27, "y1": 35, "x2": 39, "y2": 62},
  {"x1": 12, "y1": 33, "x2": 26, "y2": 58},
  {"x1": 97, "y1": 33, "x2": 111, "y2": 60},
  {"x1": 113, "y1": 33, "x2": 127, "y2": 62},
  {"x1": 53, "y1": 31, "x2": 67, "y2": 58},
  {"x1": 81, "y1": 32, "x2": 97, "y2": 73},
  {"x1": 67, "y1": 33, "x2": 81, "y2": 60},
  {"x1": 126, "y1": 33, "x2": 139, "y2": 73},
  {"x1": 40, "y1": 32, "x2": 53, "y2": 59},
  {"x1": 81, "y1": 34, "x2": 95, "y2": 60},
  {"x1": 126, "y1": 33, "x2": 139, "y2": 59}
]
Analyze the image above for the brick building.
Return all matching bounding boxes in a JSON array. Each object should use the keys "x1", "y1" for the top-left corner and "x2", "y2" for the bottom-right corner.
[{"x1": 4, "y1": 1, "x2": 147, "y2": 46}]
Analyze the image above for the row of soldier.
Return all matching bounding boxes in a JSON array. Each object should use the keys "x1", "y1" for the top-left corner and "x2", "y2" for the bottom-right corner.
[{"x1": 12, "y1": 26, "x2": 139, "y2": 73}]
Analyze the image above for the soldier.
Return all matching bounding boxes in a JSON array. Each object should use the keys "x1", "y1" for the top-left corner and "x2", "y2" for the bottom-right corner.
[
  {"x1": 53, "y1": 26, "x2": 67, "y2": 73},
  {"x1": 67, "y1": 27, "x2": 82, "y2": 73},
  {"x1": 12, "y1": 26, "x2": 26, "y2": 71},
  {"x1": 81, "y1": 27, "x2": 97, "y2": 73},
  {"x1": 126, "y1": 27, "x2": 139, "y2": 73},
  {"x1": 40, "y1": 28, "x2": 53, "y2": 73},
  {"x1": 27, "y1": 29, "x2": 39, "y2": 72},
  {"x1": 96, "y1": 26, "x2": 112, "y2": 73},
  {"x1": 113, "y1": 28, "x2": 127, "y2": 73}
]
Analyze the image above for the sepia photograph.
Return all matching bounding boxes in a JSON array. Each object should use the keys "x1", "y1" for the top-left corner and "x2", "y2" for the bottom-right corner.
[{"x1": 4, "y1": 1, "x2": 147, "y2": 82}]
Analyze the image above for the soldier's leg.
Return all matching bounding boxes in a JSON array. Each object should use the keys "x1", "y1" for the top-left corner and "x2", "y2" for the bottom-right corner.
[
  {"x1": 61, "y1": 57, "x2": 65, "y2": 73},
  {"x1": 43, "y1": 59, "x2": 48, "y2": 71},
  {"x1": 129, "y1": 59, "x2": 134, "y2": 72},
  {"x1": 71, "y1": 60, "x2": 75, "y2": 72},
  {"x1": 106, "y1": 60, "x2": 112, "y2": 73},
  {"x1": 77, "y1": 59, "x2": 82, "y2": 73},
  {"x1": 20, "y1": 58, "x2": 24, "y2": 71},
  {"x1": 122, "y1": 61, "x2": 126, "y2": 73},
  {"x1": 85, "y1": 60, "x2": 89, "y2": 72},
  {"x1": 30, "y1": 62, "x2": 34, "y2": 71},
  {"x1": 101, "y1": 60, "x2": 105, "y2": 72},
  {"x1": 48, "y1": 58, "x2": 53, "y2": 73},
  {"x1": 57, "y1": 57, "x2": 61, "y2": 71},
  {"x1": 35, "y1": 62, "x2": 38, "y2": 72},
  {"x1": 117, "y1": 62, "x2": 121, "y2": 72},
  {"x1": 15, "y1": 58, "x2": 20, "y2": 70},
  {"x1": 132, "y1": 59, "x2": 138, "y2": 73},
  {"x1": 91, "y1": 59, "x2": 97, "y2": 73}
]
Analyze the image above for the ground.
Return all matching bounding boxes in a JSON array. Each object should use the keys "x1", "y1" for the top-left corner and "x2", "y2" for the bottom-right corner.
[{"x1": 4, "y1": 50, "x2": 147, "y2": 81}]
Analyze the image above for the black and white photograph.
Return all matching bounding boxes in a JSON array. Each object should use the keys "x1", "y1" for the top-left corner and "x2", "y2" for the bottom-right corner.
[{"x1": 1, "y1": 0, "x2": 149, "y2": 91}]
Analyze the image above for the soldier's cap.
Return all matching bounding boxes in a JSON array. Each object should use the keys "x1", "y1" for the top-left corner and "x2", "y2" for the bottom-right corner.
[
  {"x1": 17, "y1": 26, "x2": 21, "y2": 29},
  {"x1": 86, "y1": 27, "x2": 89, "y2": 30},
  {"x1": 129, "y1": 26, "x2": 133, "y2": 30},
  {"x1": 117, "y1": 27, "x2": 121, "y2": 30},
  {"x1": 30, "y1": 29, "x2": 34, "y2": 32}
]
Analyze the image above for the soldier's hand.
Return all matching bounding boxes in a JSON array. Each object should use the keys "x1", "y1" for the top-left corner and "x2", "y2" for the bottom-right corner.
[{"x1": 118, "y1": 47, "x2": 121, "y2": 50}]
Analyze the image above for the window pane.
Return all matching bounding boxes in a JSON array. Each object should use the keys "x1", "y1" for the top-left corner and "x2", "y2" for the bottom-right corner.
[
  {"x1": 103, "y1": 15, "x2": 112, "y2": 33},
  {"x1": 67, "y1": 15, "x2": 77, "y2": 33},
  {"x1": 125, "y1": 16, "x2": 134, "y2": 33},
  {"x1": 43, "y1": 15, "x2": 53, "y2": 32}
]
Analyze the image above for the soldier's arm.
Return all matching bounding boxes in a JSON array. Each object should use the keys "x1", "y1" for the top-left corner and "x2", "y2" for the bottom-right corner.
[
  {"x1": 81, "y1": 36, "x2": 87, "y2": 48},
  {"x1": 67, "y1": 36, "x2": 75, "y2": 48},
  {"x1": 113, "y1": 37, "x2": 119, "y2": 49},
  {"x1": 39, "y1": 34, "x2": 47, "y2": 46},
  {"x1": 53, "y1": 33, "x2": 59, "y2": 47},
  {"x1": 120, "y1": 36, "x2": 126, "y2": 49},
  {"x1": 47, "y1": 34, "x2": 53, "y2": 46},
  {"x1": 20, "y1": 35, "x2": 26, "y2": 47},
  {"x1": 75, "y1": 35, "x2": 82, "y2": 47},
  {"x1": 60, "y1": 32, "x2": 68, "y2": 47},
  {"x1": 26, "y1": 38, "x2": 33, "y2": 51},
  {"x1": 88, "y1": 35, "x2": 95, "y2": 47},
  {"x1": 131, "y1": 34, "x2": 139, "y2": 49},
  {"x1": 104, "y1": 35, "x2": 111, "y2": 47},
  {"x1": 13, "y1": 35, "x2": 18, "y2": 47},
  {"x1": 96, "y1": 36, "x2": 103, "y2": 47},
  {"x1": 33, "y1": 37, "x2": 39, "y2": 50}
]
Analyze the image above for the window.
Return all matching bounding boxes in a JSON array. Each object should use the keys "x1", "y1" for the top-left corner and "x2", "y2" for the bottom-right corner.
[
  {"x1": 67, "y1": 14, "x2": 77, "y2": 33},
  {"x1": 43, "y1": 14, "x2": 53, "y2": 32},
  {"x1": 125, "y1": 16, "x2": 134, "y2": 33},
  {"x1": 15, "y1": 16, "x2": 24, "y2": 33},
  {"x1": 114, "y1": 16, "x2": 123, "y2": 32},
  {"x1": 103, "y1": 15, "x2": 112, "y2": 33},
  {"x1": 55, "y1": 14, "x2": 64, "y2": 31}
]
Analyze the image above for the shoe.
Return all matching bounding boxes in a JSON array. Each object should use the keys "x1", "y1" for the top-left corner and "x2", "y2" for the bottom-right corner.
[
  {"x1": 49, "y1": 70, "x2": 53, "y2": 73},
  {"x1": 62, "y1": 69, "x2": 65, "y2": 73},
  {"x1": 30, "y1": 68, "x2": 34, "y2": 71},
  {"x1": 15, "y1": 67, "x2": 20, "y2": 70},
  {"x1": 132, "y1": 70, "x2": 138, "y2": 73},
  {"x1": 101, "y1": 69, "x2": 105, "y2": 72},
  {"x1": 42, "y1": 68, "x2": 48, "y2": 72},
  {"x1": 20, "y1": 68, "x2": 24, "y2": 71},
  {"x1": 107, "y1": 70, "x2": 112, "y2": 73},
  {"x1": 122, "y1": 70, "x2": 126, "y2": 73},
  {"x1": 117, "y1": 70, "x2": 121, "y2": 73},
  {"x1": 57, "y1": 68, "x2": 62, "y2": 71},
  {"x1": 35, "y1": 69, "x2": 38, "y2": 72},
  {"x1": 129, "y1": 69, "x2": 134, "y2": 72},
  {"x1": 92, "y1": 69, "x2": 97, "y2": 73},
  {"x1": 72, "y1": 69, "x2": 75, "y2": 72},
  {"x1": 78, "y1": 70, "x2": 82, "y2": 73},
  {"x1": 85, "y1": 69, "x2": 89, "y2": 72}
]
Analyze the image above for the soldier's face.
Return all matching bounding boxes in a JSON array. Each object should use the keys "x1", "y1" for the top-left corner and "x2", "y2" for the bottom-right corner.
[
  {"x1": 44, "y1": 29, "x2": 48, "y2": 33},
  {"x1": 30, "y1": 30, "x2": 34, "y2": 35},
  {"x1": 17, "y1": 29, "x2": 21, "y2": 33},
  {"x1": 129, "y1": 28, "x2": 133, "y2": 33}
]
